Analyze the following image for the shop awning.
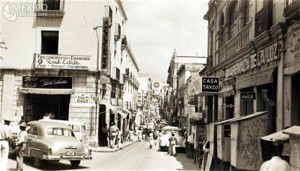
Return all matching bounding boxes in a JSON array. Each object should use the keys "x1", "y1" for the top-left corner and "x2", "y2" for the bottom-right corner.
[
  {"x1": 18, "y1": 88, "x2": 74, "y2": 94},
  {"x1": 284, "y1": 62, "x2": 300, "y2": 75},
  {"x1": 99, "y1": 100, "x2": 117, "y2": 114},
  {"x1": 219, "y1": 85, "x2": 234, "y2": 97},
  {"x1": 235, "y1": 68, "x2": 274, "y2": 90}
]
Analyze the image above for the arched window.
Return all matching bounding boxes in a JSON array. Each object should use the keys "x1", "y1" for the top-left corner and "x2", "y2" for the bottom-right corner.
[
  {"x1": 243, "y1": 0, "x2": 250, "y2": 27},
  {"x1": 228, "y1": 1, "x2": 239, "y2": 39}
]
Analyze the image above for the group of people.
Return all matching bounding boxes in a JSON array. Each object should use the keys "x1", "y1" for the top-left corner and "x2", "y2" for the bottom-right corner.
[{"x1": 0, "y1": 118, "x2": 28, "y2": 171}]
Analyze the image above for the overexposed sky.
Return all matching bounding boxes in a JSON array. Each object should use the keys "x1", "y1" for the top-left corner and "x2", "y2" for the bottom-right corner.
[{"x1": 123, "y1": 0, "x2": 209, "y2": 82}]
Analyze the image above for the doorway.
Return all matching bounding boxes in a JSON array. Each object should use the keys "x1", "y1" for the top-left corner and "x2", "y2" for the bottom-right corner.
[{"x1": 24, "y1": 94, "x2": 70, "y2": 122}]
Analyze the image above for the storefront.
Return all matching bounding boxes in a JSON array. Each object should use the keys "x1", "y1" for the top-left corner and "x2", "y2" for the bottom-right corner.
[
  {"x1": 18, "y1": 76, "x2": 74, "y2": 121},
  {"x1": 284, "y1": 25, "x2": 300, "y2": 126}
]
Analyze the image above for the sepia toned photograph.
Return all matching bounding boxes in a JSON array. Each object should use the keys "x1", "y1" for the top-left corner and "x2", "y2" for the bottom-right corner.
[{"x1": 0, "y1": 0, "x2": 299, "y2": 170}]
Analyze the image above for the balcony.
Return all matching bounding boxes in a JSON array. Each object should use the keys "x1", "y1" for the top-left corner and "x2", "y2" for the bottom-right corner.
[
  {"x1": 217, "y1": 22, "x2": 251, "y2": 64},
  {"x1": 255, "y1": 3, "x2": 272, "y2": 37},
  {"x1": 284, "y1": 0, "x2": 300, "y2": 20},
  {"x1": 36, "y1": 0, "x2": 65, "y2": 17},
  {"x1": 111, "y1": 67, "x2": 120, "y2": 84}
]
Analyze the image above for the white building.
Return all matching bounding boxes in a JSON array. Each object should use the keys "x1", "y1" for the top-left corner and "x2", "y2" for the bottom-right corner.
[{"x1": 0, "y1": 0, "x2": 138, "y2": 146}]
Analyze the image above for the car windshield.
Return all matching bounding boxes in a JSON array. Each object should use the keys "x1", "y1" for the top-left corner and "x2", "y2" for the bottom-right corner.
[{"x1": 47, "y1": 127, "x2": 75, "y2": 137}]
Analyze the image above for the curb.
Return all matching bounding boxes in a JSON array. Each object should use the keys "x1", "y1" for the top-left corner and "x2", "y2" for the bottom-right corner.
[{"x1": 91, "y1": 141, "x2": 138, "y2": 153}]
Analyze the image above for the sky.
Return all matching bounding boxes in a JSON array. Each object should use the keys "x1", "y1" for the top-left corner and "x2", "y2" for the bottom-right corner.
[{"x1": 122, "y1": 0, "x2": 209, "y2": 83}]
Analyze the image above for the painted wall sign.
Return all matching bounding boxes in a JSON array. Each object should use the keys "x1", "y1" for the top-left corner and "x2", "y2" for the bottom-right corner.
[
  {"x1": 241, "y1": 92, "x2": 256, "y2": 100},
  {"x1": 23, "y1": 76, "x2": 72, "y2": 89},
  {"x1": 35, "y1": 54, "x2": 90, "y2": 70},
  {"x1": 202, "y1": 77, "x2": 219, "y2": 92},
  {"x1": 225, "y1": 42, "x2": 280, "y2": 78}
]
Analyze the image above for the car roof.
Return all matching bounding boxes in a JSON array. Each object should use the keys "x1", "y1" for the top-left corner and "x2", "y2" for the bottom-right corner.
[
  {"x1": 39, "y1": 119, "x2": 85, "y2": 126},
  {"x1": 28, "y1": 120, "x2": 71, "y2": 129},
  {"x1": 162, "y1": 126, "x2": 180, "y2": 131}
]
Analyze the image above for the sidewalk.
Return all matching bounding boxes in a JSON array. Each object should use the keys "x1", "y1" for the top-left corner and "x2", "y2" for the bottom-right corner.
[{"x1": 91, "y1": 135, "x2": 139, "y2": 152}]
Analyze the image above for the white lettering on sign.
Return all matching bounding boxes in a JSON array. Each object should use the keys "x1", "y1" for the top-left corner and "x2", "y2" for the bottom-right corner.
[{"x1": 225, "y1": 43, "x2": 280, "y2": 78}]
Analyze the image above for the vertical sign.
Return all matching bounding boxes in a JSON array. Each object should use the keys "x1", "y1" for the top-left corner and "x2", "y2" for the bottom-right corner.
[{"x1": 101, "y1": 17, "x2": 111, "y2": 70}]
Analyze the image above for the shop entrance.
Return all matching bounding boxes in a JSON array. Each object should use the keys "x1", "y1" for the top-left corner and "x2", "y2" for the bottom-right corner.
[
  {"x1": 98, "y1": 104, "x2": 107, "y2": 146},
  {"x1": 24, "y1": 94, "x2": 70, "y2": 122},
  {"x1": 291, "y1": 73, "x2": 300, "y2": 125}
]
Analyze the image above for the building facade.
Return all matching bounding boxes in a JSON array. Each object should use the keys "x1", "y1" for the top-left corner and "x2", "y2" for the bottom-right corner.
[
  {"x1": 0, "y1": 0, "x2": 139, "y2": 147},
  {"x1": 203, "y1": 0, "x2": 299, "y2": 170}
]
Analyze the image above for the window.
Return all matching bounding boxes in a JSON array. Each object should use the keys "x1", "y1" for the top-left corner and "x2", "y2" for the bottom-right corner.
[
  {"x1": 43, "y1": 0, "x2": 60, "y2": 10},
  {"x1": 41, "y1": 31, "x2": 59, "y2": 54},
  {"x1": 219, "y1": 13, "x2": 225, "y2": 47},
  {"x1": 28, "y1": 125, "x2": 38, "y2": 135},
  {"x1": 243, "y1": 0, "x2": 250, "y2": 27},
  {"x1": 47, "y1": 127, "x2": 74, "y2": 137},
  {"x1": 228, "y1": 1, "x2": 239, "y2": 39}
]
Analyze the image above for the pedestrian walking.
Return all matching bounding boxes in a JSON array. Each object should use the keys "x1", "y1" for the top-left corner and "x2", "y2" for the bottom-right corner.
[
  {"x1": 168, "y1": 133, "x2": 177, "y2": 156},
  {"x1": 148, "y1": 132, "x2": 154, "y2": 149},
  {"x1": 0, "y1": 118, "x2": 13, "y2": 171},
  {"x1": 109, "y1": 122, "x2": 119, "y2": 148},
  {"x1": 15, "y1": 122, "x2": 28, "y2": 171}
]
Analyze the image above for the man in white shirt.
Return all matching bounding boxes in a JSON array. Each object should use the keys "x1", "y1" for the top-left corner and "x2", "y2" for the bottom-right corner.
[{"x1": 260, "y1": 142, "x2": 290, "y2": 171}]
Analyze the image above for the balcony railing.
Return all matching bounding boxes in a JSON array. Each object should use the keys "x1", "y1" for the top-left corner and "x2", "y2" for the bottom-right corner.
[
  {"x1": 217, "y1": 22, "x2": 251, "y2": 64},
  {"x1": 36, "y1": 0, "x2": 65, "y2": 17},
  {"x1": 284, "y1": 0, "x2": 300, "y2": 19}
]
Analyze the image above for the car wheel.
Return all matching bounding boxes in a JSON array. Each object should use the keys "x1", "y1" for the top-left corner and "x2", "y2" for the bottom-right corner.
[
  {"x1": 32, "y1": 157, "x2": 42, "y2": 168},
  {"x1": 70, "y1": 160, "x2": 81, "y2": 167}
]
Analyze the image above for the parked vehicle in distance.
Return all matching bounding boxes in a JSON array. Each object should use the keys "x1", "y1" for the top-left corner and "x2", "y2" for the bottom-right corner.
[
  {"x1": 39, "y1": 119, "x2": 87, "y2": 143},
  {"x1": 158, "y1": 126, "x2": 186, "y2": 151},
  {"x1": 23, "y1": 120, "x2": 92, "y2": 168}
]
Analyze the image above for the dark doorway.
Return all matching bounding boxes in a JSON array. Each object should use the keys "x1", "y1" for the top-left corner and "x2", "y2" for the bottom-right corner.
[
  {"x1": 24, "y1": 94, "x2": 70, "y2": 121},
  {"x1": 98, "y1": 104, "x2": 107, "y2": 146}
]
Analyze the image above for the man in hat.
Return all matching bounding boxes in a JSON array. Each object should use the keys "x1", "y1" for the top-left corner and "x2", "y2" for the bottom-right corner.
[
  {"x1": 0, "y1": 118, "x2": 13, "y2": 171},
  {"x1": 15, "y1": 122, "x2": 28, "y2": 171}
]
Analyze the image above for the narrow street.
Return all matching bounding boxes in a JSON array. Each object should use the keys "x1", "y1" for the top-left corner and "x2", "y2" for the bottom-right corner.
[{"x1": 7, "y1": 141, "x2": 199, "y2": 170}]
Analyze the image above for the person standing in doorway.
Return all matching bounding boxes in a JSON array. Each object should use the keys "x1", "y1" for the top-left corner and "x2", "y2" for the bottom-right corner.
[
  {"x1": 0, "y1": 119, "x2": 13, "y2": 171},
  {"x1": 15, "y1": 122, "x2": 28, "y2": 171},
  {"x1": 109, "y1": 122, "x2": 119, "y2": 148}
]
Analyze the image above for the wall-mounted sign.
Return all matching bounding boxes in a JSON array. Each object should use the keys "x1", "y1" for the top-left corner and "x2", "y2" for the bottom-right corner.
[
  {"x1": 153, "y1": 82, "x2": 160, "y2": 88},
  {"x1": 77, "y1": 94, "x2": 88, "y2": 103},
  {"x1": 23, "y1": 76, "x2": 72, "y2": 89},
  {"x1": 35, "y1": 54, "x2": 90, "y2": 70},
  {"x1": 225, "y1": 42, "x2": 280, "y2": 78},
  {"x1": 202, "y1": 77, "x2": 219, "y2": 92},
  {"x1": 241, "y1": 92, "x2": 256, "y2": 100}
]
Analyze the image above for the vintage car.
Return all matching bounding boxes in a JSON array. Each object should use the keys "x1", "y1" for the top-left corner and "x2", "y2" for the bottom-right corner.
[
  {"x1": 158, "y1": 126, "x2": 186, "y2": 151},
  {"x1": 23, "y1": 120, "x2": 92, "y2": 168},
  {"x1": 39, "y1": 119, "x2": 87, "y2": 143}
]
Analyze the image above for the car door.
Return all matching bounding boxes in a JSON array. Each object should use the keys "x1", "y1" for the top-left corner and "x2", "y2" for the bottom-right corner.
[{"x1": 24, "y1": 124, "x2": 39, "y2": 156}]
